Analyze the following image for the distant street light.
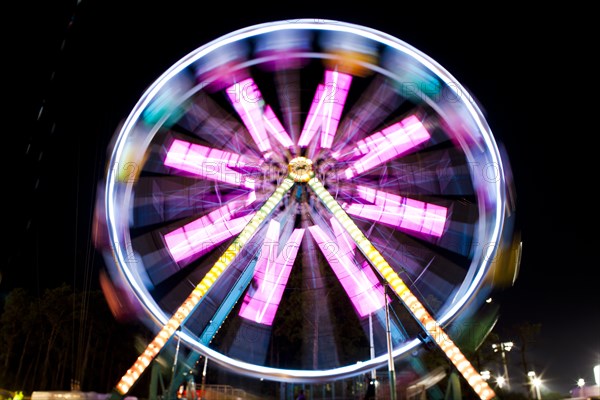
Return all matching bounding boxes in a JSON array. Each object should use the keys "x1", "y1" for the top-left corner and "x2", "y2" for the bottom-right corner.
[
  {"x1": 492, "y1": 341, "x2": 513, "y2": 390},
  {"x1": 496, "y1": 376, "x2": 506, "y2": 389},
  {"x1": 528, "y1": 371, "x2": 542, "y2": 400},
  {"x1": 577, "y1": 378, "x2": 585, "y2": 398},
  {"x1": 532, "y1": 378, "x2": 542, "y2": 400},
  {"x1": 481, "y1": 371, "x2": 491, "y2": 381}
]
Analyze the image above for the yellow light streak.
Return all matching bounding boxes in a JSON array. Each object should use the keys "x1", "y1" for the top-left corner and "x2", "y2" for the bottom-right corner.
[
  {"x1": 115, "y1": 178, "x2": 295, "y2": 395},
  {"x1": 307, "y1": 177, "x2": 495, "y2": 400}
]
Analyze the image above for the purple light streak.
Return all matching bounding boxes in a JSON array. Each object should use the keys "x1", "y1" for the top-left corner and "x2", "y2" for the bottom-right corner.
[
  {"x1": 164, "y1": 139, "x2": 256, "y2": 189},
  {"x1": 342, "y1": 115, "x2": 430, "y2": 179},
  {"x1": 308, "y1": 220, "x2": 386, "y2": 317},
  {"x1": 227, "y1": 79, "x2": 273, "y2": 154},
  {"x1": 298, "y1": 70, "x2": 352, "y2": 149},
  {"x1": 239, "y1": 221, "x2": 305, "y2": 325},
  {"x1": 345, "y1": 186, "x2": 447, "y2": 237},
  {"x1": 164, "y1": 193, "x2": 256, "y2": 262},
  {"x1": 263, "y1": 105, "x2": 294, "y2": 149}
]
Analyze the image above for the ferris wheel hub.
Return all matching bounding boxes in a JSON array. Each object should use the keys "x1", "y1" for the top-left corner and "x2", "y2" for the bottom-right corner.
[{"x1": 288, "y1": 156, "x2": 314, "y2": 182}]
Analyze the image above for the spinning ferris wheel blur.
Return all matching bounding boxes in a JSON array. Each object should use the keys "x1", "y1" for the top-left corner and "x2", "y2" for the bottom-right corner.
[{"x1": 95, "y1": 19, "x2": 514, "y2": 399}]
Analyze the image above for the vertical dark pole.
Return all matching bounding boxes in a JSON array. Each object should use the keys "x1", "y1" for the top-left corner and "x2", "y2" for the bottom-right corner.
[{"x1": 385, "y1": 284, "x2": 396, "y2": 400}]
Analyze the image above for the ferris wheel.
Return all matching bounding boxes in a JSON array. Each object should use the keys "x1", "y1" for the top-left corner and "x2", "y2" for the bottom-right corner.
[{"x1": 97, "y1": 19, "x2": 510, "y2": 400}]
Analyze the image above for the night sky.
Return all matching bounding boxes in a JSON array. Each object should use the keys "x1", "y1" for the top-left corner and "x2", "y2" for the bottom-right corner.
[{"x1": 5, "y1": 1, "x2": 597, "y2": 396}]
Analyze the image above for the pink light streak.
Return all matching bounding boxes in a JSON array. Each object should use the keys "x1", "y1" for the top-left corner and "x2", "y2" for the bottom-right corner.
[
  {"x1": 164, "y1": 193, "x2": 256, "y2": 262},
  {"x1": 298, "y1": 70, "x2": 352, "y2": 149},
  {"x1": 308, "y1": 221, "x2": 386, "y2": 317},
  {"x1": 343, "y1": 115, "x2": 430, "y2": 179},
  {"x1": 164, "y1": 139, "x2": 256, "y2": 189},
  {"x1": 330, "y1": 213, "x2": 356, "y2": 256},
  {"x1": 345, "y1": 186, "x2": 447, "y2": 237},
  {"x1": 263, "y1": 106, "x2": 294, "y2": 149},
  {"x1": 239, "y1": 221, "x2": 305, "y2": 325},
  {"x1": 226, "y1": 79, "x2": 272, "y2": 154}
]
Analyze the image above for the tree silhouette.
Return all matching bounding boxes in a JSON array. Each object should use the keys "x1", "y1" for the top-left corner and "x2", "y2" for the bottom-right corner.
[
  {"x1": 0, "y1": 288, "x2": 31, "y2": 384},
  {"x1": 513, "y1": 321, "x2": 541, "y2": 391},
  {"x1": 0, "y1": 284, "x2": 148, "y2": 394}
]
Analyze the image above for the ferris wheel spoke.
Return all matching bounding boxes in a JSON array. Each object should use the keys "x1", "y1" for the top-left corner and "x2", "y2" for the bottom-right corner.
[
  {"x1": 298, "y1": 70, "x2": 352, "y2": 152},
  {"x1": 308, "y1": 220, "x2": 387, "y2": 318},
  {"x1": 274, "y1": 70, "x2": 301, "y2": 147},
  {"x1": 342, "y1": 146, "x2": 478, "y2": 198},
  {"x1": 371, "y1": 168, "x2": 475, "y2": 198},
  {"x1": 164, "y1": 214, "x2": 255, "y2": 265},
  {"x1": 239, "y1": 220, "x2": 305, "y2": 325},
  {"x1": 331, "y1": 75, "x2": 404, "y2": 154},
  {"x1": 226, "y1": 78, "x2": 271, "y2": 154},
  {"x1": 341, "y1": 185, "x2": 447, "y2": 238},
  {"x1": 164, "y1": 139, "x2": 260, "y2": 189},
  {"x1": 339, "y1": 191, "x2": 476, "y2": 259},
  {"x1": 226, "y1": 78, "x2": 296, "y2": 156},
  {"x1": 177, "y1": 94, "x2": 257, "y2": 155},
  {"x1": 366, "y1": 234, "x2": 470, "y2": 312},
  {"x1": 162, "y1": 191, "x2": 257, "y2": 260},
  {"x1": 335, "y1": 115, "x2": 431, "y2": 180},
  {"x1": 132, "y1": 176, "x2": 255, "y2": 227},
  {"x1": 130, "y1": 191, "x2": 258, "y2": 286},
  {"x1": 263, "y1": 105, "x2": 295, "y2": 150}
]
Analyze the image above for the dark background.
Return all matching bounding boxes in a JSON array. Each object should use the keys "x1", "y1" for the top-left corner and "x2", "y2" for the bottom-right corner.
[{"x1": 4, "y1": 1, "x2": 597, "y2": 396}]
